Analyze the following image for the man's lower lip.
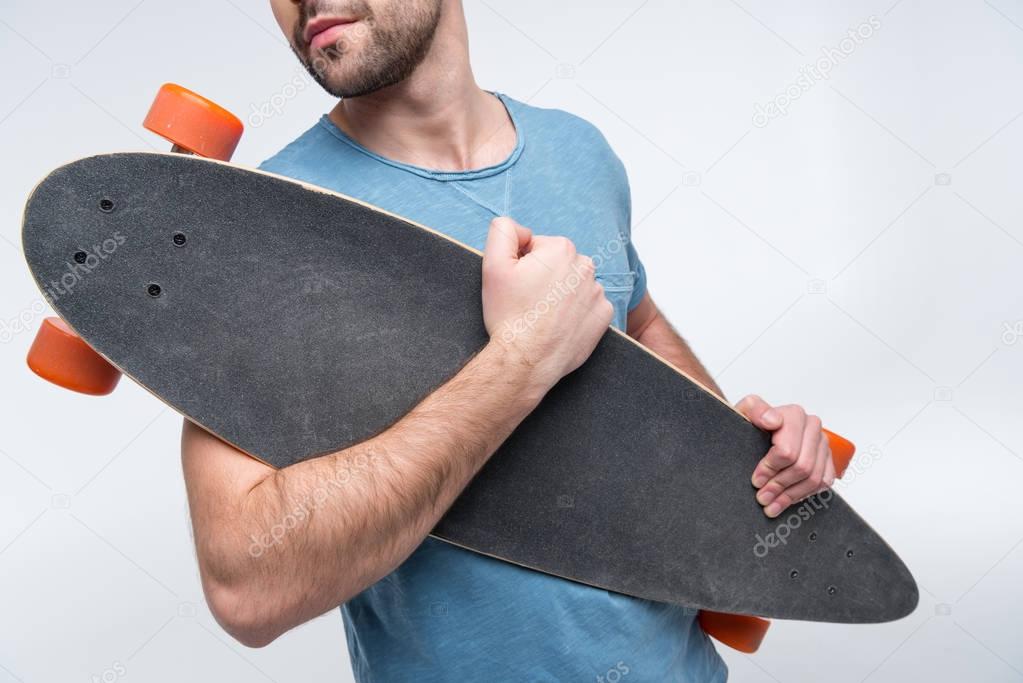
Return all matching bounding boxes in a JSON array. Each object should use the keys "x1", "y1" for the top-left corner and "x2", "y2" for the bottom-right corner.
[{"x1": 309, "y1": 22, "x2": 357, "y2": 51}]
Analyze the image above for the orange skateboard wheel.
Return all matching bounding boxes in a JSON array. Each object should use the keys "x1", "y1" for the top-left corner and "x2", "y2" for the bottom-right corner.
[
  {"x1": 824, "y1": 429, "x2": 855, "y2": 479},
  {"x1": 699, "y1": 611, "x2": 770, "y2": 653},
  {"x1": 27, "y1": 317, "x2": 121, "y2": 396},
  {"x1": 143, "y1": 83, "x2": 243, "y2": 161}
]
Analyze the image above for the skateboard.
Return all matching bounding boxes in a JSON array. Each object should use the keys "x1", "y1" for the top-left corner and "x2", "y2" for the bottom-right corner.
[{"x1": 22, "y1": 85, "x2": 918, "y2": 653}]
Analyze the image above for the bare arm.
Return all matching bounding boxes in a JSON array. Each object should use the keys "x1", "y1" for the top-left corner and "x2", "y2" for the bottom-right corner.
[
  {"x1": 184, "y1": 218, "x2": 612, "y2": 647},
  {"x1": 183, "y1": 342, "x2": 542, "y2": 647}
]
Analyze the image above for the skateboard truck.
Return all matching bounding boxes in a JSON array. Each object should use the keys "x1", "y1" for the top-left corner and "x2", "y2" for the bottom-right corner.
[{"x1": 26, "y1": 84, "x2": 243, "y2": 395}]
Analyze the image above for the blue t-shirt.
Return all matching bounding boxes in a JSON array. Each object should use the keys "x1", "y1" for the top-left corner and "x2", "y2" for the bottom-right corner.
[{"x1": 261, "y1": 93, "x2": 726, "y2": 683}]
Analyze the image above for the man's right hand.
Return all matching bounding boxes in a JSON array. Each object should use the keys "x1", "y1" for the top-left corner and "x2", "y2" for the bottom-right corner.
[
  {"x1": 481, "y1": 217, "x2": 614, "y2": 392},
  {"x1": 183, "y1": 216, "x2": 615, "y2": 648}
]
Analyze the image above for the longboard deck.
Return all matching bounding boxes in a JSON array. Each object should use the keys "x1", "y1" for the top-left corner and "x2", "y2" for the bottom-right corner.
[{"x1": 22, "y1": 152, "x2": 918, "y2": 623}]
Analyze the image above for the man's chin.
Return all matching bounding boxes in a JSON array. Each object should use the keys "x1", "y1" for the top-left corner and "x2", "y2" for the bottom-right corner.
[
  {"x1": 306, "y1": 69, "x2": 376, "y2": 100},
  {"x1": 300, "y1": 51, "x2": 363, "y2": 93}
]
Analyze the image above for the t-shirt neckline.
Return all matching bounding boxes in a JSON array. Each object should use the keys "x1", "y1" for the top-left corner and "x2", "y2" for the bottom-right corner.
[{"x1": 316, "y1": 92, "x2": 524, "y2": 182}]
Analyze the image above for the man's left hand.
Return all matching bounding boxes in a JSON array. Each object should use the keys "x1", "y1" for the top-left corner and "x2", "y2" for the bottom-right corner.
[{"x1": 735, "y1": 395, "x2": 835, "y2": 518}]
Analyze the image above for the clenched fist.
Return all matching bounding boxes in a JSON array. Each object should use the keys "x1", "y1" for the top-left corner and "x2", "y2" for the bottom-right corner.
[{"x1": 481, "y1": 217, "x2": 613, "y2": 391}]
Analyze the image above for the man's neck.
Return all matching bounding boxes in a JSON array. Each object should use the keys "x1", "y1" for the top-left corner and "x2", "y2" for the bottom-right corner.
[{"x1": 327, "y1": 7, "x2": 516, "y2": 173}]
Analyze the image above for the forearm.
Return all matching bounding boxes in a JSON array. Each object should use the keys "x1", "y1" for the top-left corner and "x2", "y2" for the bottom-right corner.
[
  {"x1": 187, "y1": 216, "x2": 613, "y2": 647},
  {"x1": 188, "y1": 340, "x2": 545, "y2": 645}
]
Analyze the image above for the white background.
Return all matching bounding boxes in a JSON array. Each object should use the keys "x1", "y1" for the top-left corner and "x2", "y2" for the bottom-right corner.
[{"x1": 2, "y1": 1, "x2": 1022, "y2": 681}]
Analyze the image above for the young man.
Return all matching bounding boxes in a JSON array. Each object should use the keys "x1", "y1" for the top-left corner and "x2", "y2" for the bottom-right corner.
[{"x1": 181, "y1": 1, "x2": 837, "y2": 680}]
